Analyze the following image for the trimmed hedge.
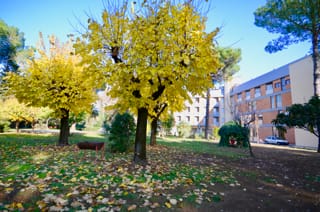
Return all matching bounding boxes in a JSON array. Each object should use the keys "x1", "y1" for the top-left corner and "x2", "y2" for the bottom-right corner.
[
  {"x1": 109, "y1": 112, "x2": 136, "y2": 153},
  {"x1": 218, "y1": 121, "x2": 249, "y2": 147}
]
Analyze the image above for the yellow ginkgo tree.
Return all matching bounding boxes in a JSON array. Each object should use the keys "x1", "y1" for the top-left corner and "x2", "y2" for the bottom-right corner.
[
  {"x1": 4, "y1": 34, "x2": 99, "y2": 145},
  {"x1": 0, "y1": 96, "x2": 52, "y2": 132},
  {"x1": 76, "y1": 0, "x2": 220, "y2": 162}
]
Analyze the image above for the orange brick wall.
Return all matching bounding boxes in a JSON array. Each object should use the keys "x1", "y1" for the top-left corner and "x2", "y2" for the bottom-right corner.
[
  {"x1": 285, "y1": 128, "x2": 295, "y2": 144},
  {"x1": 259, "y1": 127, "x2": 273, "y2": 141},
  {"x1": 262, "y1": 111, "x2": 278, "y2": 124},
  {"x1": 256, "y1": 97, "x2": 270, "y2": 110},
  {"x1": 282, "y1": 92, "x2": 292, "y2": 107},
  {"x1": 230, "y1": 74, "x2": 297, "y2": 144}
]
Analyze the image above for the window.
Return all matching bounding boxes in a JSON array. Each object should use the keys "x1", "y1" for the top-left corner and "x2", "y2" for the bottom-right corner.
[
  {"x1": 285, "y1": 79, "x2": 290, "y2": 85},
  {"x1": 266, "y1": 83, "x2": 273, "y2": 94},
  {"x1": 214, "y1": 117, "x2": 219, "y2": 126},
  {"x1": 254, "y1": 87, "x2": 261, "y2": 97},
  {"x1": 251, "y1": 101, "x2": 257, "y2": 110},
  {"x1": 276, "y1": 95, "x2": 282, "y2": 108},
  {"x1": 237, "y1": 93, "x2": 242, "y2": 102},
  {"x1": 195, "y1": 116, "x2": 199, "y2": 122},
  {"x1": 177, "y1": 116, "x2": 181, "y2": 121},
  {"x1": 213, "y1": 107, "x2": 219, "y2": 113},
  {"x1": 275, "y1": 82, "x2": 281, "y2": 88},
  {"x1": 195, "y1": 107, "x2": 200, "y2": 112},
  {"x1": 187, "y1": 107, "x2": 190, "y2": 112},
  {"x1": 246, "y1": 90, "x2": 250, "y2": 100},
  {"x1": 187, "y1": 116, "x2": 190, "y2": 122},
  {"x1": 195, "y1": 97, "x2": 200, "y2": 103},
  {"x1": 258, "y1": 114, "x2": 263, "y2": 125},
  {"x1": 281, "y1": 77, "x2": 286, "y2": 90},
  {"x1": 270, "y1": 96, "x2": 275, "y2": 108}
]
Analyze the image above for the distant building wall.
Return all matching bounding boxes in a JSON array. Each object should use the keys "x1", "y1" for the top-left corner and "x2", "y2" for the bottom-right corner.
[
  {"x1": 229, "y1": 55, "x2": 317, "y2": 149},
  {"x1": 289, "y1": 56, "x2": 317, "y2": 148},
  {"x1": 173, "y1": 88, "x2": 224, "y2": 136}
]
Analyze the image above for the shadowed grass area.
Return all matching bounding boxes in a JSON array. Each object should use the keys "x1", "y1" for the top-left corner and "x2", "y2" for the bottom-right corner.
[
  {"x1": 0, "y1": 132, "x2": 107, "y2": 145},
  {"x1": 156, "y1": 136, "x2": 248, "y2": 159}
]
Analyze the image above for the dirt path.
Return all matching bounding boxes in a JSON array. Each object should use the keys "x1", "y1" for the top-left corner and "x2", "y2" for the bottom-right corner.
[{"x1": 194, "y1": 144, "x2": 320, "y2": 211}]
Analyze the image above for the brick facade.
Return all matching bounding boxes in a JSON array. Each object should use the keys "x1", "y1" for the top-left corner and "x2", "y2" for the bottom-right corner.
[{"x1": 229, "y1": 56, "x2": 313, "y2": 145}]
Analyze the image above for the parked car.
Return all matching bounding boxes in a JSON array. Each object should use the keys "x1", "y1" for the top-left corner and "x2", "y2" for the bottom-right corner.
[{"x1": 264, "y1": 136, "x2": 289, "y2": 145}]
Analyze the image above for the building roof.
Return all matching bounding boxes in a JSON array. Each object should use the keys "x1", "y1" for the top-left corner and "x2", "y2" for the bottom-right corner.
[{"x1": 230, "y1": 55, "x2": 310, "y2": 95}]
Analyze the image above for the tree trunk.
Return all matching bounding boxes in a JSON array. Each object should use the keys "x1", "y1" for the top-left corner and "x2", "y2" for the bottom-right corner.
[
  {"x1": 311, "y1": 29, "x2": 320, "y2": 96},
  {"x1": 317, "y1": 122, "x2": 320, "y2": 153},
  {"x1": 58, "y1": 109, "x2": 69, "y2": 146},
  {"x1": 247, "y1": 139, "x2": 254, "y2": 157},
  {"x1": 134, "y1": 107, "x2": 148, "y2": 163},
  {"x1": 150, "y1": 118, "x2": 158, "y2": 146},
  {"x1": 15, "y1": 121, "x2": 19, "y2": 133},
  {"x1": 32, "y1": 120, "x2": 36, "y2": 133},
  {"x1": 244, "y1": 124, "x2": 254, "y2": 157},
  {"x1": 205, "y1": 88, "x2": 210, "y2": 139}
]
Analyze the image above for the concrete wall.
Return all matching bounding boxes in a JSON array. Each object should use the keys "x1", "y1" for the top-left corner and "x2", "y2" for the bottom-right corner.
[
  {"x1": 289, "y1": 55, "x2": 313, "y2": 103},
  {"x1": 289, "y1": 55, "x2": 317, "y2": 149}
]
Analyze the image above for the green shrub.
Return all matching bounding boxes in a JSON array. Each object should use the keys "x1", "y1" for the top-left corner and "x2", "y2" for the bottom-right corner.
[
  {"x1": 75, "y1": 121, "x2": 86, "y2": 131},
  {"x1": 161, "y1": 114, "x2": 175, "y2": 136},
  {"x1": 218, "y1": 121, "x2": 249, "y2": 147},
  {"x1": 0, "y1": 120, "x2": 10, "y2": 133},
  {"x1": 212, "y1": 127, "x2": 220, "y2": 140},
  {"x1": 109, "y1": 112, "x2": 136, "y2": 153},
  {"x1": 177, "y1": 121, "x2": 191, "y2": 138}
]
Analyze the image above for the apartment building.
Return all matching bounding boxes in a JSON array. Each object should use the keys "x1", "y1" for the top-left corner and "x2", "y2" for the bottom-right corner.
[
  {"x1": 230, "y1": 55, "x2": 317, "y2": 149},
  {"x1": 173, "y1": 87, "x2": 224, "y2": 136}
]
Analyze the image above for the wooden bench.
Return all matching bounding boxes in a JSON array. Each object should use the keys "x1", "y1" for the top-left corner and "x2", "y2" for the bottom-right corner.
[{"x1": 77, "y1": 142, "x2": 105, "y2": 160}]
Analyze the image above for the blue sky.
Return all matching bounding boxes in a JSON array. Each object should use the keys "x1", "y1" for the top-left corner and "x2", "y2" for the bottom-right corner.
[{"x1": 1, "y1": 0, "x2": 311, "y2": 82}]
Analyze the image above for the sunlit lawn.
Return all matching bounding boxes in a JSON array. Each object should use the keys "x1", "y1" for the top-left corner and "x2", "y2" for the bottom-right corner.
[{"x1": 0, "y1": 132, "x2": 246, "y2": 211}]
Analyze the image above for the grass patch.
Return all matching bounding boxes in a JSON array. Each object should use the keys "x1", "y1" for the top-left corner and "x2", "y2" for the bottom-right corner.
[{"x1": 156, "y1": 136, "x2": 248, "y2": 159}]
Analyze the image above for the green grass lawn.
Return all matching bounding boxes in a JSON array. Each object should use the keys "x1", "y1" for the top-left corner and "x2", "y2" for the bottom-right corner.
[{"x1": 0, "y1": 132, "x2": 246, "y2": 211}]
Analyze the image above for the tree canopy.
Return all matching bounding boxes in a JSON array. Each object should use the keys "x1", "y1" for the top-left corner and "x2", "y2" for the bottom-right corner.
[
  {"x1": 213, "y1": 47, "x2": 241, "y2": 82},
  {"x1": 76, "y1": 1, "x2": 220, "y2": 162},
  {"x1": 4, "y1": 34, "x2": 98, "y2": 145},
  {"x1": 0, "y1": 19, "x2": 25, "y2": 79},
  {"x1": 0, "y1": 96, "x2": 52, "y2": 132},
  {"x1": 273, "y1": 95, "x2": 320, "y2": 152},
  {"x1": 254, "y1": 0, "x2": 320, "y2": 96}
]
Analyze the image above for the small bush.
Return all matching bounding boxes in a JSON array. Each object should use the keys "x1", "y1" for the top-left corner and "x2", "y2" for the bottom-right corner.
[
  {"x1": 177, "y1": 121, "x2": 191, "y2": 138},
  {"x1": 212, "y1": 127, "x2": 220, "y2": 140},
  {"x1": 109, "y1": 112, "x2": 136, "y2": 153},
  {"x1": 218, "y1": 121, "x2": 249, "y2": 147},
  {"x1": 0, "y1": 120, "x2": 10, "y2": 133},
  {"x1": 75, "y1": 121, "x2": 86, "y2": 131}
]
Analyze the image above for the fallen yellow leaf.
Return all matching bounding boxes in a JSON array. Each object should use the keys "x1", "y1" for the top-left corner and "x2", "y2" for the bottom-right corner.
[
  {"x1": 36, "y1": 200, "x2": 46, "y2": 209},
  {"x1": 16, "y1": 203, "x2": 23, "y2": 209},
  {"x1": 165, "y1": 202, "x2": 172, "y2": 208},
  {"x1": 127, "y1": 204, "x2": 137, "y2": 211},
  {"x1": 70, "y1": 177, "x2": 77, "y2": 182},
  {"x1": 66, "y1": 192, "x2": 73, "y2": 197}
]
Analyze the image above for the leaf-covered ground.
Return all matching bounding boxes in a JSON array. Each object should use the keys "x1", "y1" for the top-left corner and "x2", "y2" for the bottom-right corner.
[
  {"x1": 0, "y1": 136, "x2": 238, "y2": 211},
  {"x1": 0, "y1": 134, "x2": 319, "y2": 211}
]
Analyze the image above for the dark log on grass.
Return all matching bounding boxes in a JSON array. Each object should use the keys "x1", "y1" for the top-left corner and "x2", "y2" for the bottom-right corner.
[
  {"x1": 77, "y1": 142, "x2": 105, "y2": 150},
  {"x1": 77, "y1": 142, "x2": 105, "y2": 160}
]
